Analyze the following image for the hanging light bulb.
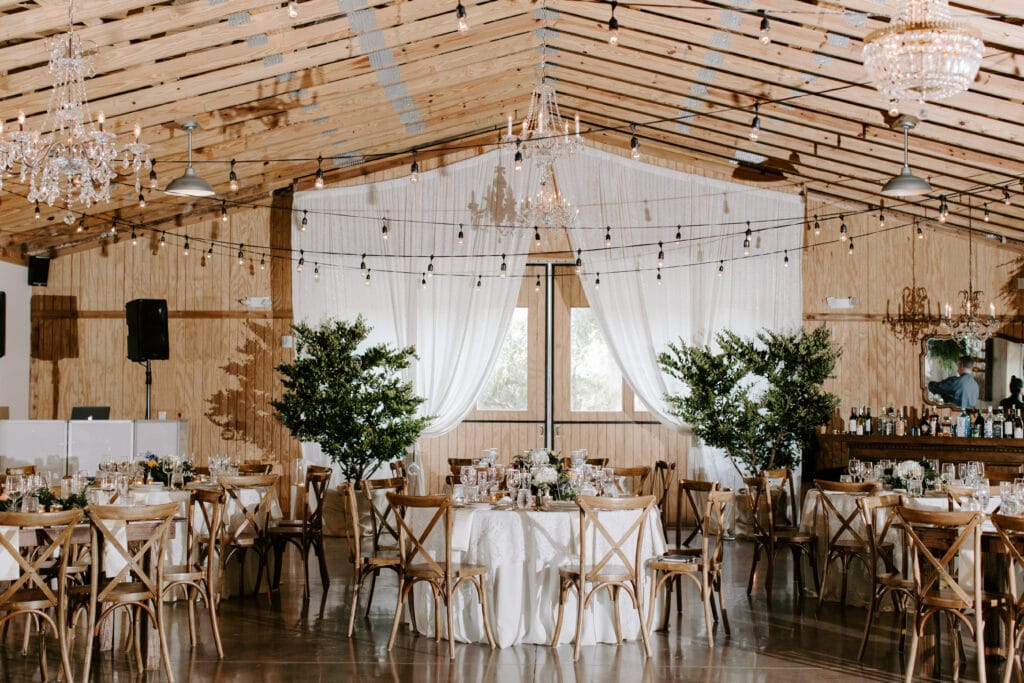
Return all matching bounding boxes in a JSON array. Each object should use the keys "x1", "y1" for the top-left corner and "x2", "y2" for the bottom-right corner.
[
  {"x1": 604, "y1": 226, "x2": 612, "y2": 247},
  {"x1": 657, "y1": 241, "x2": 664, "y2": 268},
  {"x1": 784, "y1": 249, "x2": 790, "y2": 267},
  {"x1": 365, "y1": 268, "x2": 372, "y2": 285},
  {"x1": 315, "y1": 263, "x2": 320, "y2": 281},
  {"x1": 314, "y1": 155, "x2": 324, "y2": 189},
  {"x1": 629, "y1": 123, "x2": 639, "y2": 160},
  {"x1": 514, "y1": 140, "x2": 523, "y2": 172},
  {"x1": 131, "y1": 229, "x2": 138, "y2": 245},
  {"x1": 608, "y1": 0, "x2": 619, "y2": 46},
  {"x1": 917, "y1": 221, "x2": 924, "y2": 239},
  {"x1": 221, "y1": 200, "x2": 228, "y2": 223},
  {"x1": 718, "y1": 260, "x2": 724, "y2": 276},
  {"x1": 297, "y1": 250, "x2": 304, "y2": 272},
  {"x1": 575, "y1": 248, "x2": 583, "y2": 274},
  {"x1": 236, "y1": 244, "x2": 243, "y2": 265},
  {"x1": 535, "y1": 275, "x2": 541, "y2": 293},
  {"x1": 984, "y1": 204, "x2": 990, "y2": 222},
  {"x1": 205, "y1": 244, "x2": 213, "y2": 260},
  {"x1": 848, "y1": 237, "x2": 854, "y2": 255},
  {"x1": 656, "y1": 267, "x2": 662, "y2": 285},
  {"x1": 360, "y1": 254, "x2": 367, "y2": 271},
  {"x1": 500, "y1": 253, "x2": 507, "y2": 277},
  {"x1": 159, "y1": 232, "x2": 166, "y2": 248},
  {"x1": 228, "y1": 159, "x2": 239, "y2": 192},
  {"x1": 675, "y1": 225, "x2": 682, "y2": 241},
  {"x1": 938, "y1": 196, "x2": 948, "y2": 223},
  {"x1": 77, "y1": 216, "x2": 85, "y2": 233},
  {"x1": 148, "y1": 160, "x2": 158, "y2": 189},
  {"x1": 420, "y1": 272, "x2": 426, "y2": 288},
  {"x1": 839, "y1": 215, "x2": 848, "y2": 241},
  {"x1": 749, "y1": 103, "x2": 760, "y2": 142},
  {"x1": 183, "y1": 236, "x2": 190, "y2": 256},
  {"x1": 457, "y1": 223, "x2": 464, "y2": 244},
  {"x1": 595, "y1": 272, "x2": 601, "y2": 290},
  {"x1": 427, "y1": 255, "x2": 435, "y2": 277},
  {"x1": 759, "y1": 10, "x2": 770, "y2": 44},
  {"x1": 456, "y1": 1, "x2": 468, "y2": 32},
  {"x1": 409, "y1": 150, "x2": 419, "y2": 183},
  {"x1": 534, "y1": 226, "x2": 541, "y2": 245},
  {"x1": 381, "y1": 218, "x2": 389, "y2": 240},
  {"x1": 476, "y1": 274, "x2": 482, "y2": 289},
  {"x1": 34, "y1": 202, "x2": 40, "y2": 219},
  {"x1": 813, "y1": 215, "x2": 820, "y2": 235},
  {"x1": 288, "y1": 0, "x2": 298, "y2": 18},
  {"x1": 260, "y1": 254, "x2": 265, "y2": 270},
  {"x1": 138, "y1": 192, "x2": 146, "y2": 208},
  {"x1": 878, "y1": 208, "x2": 885, "y2": 225},
  {"x1": 1005, "y1": 189, "x2": 1012, "y2": 205},
  {"x1": 743, "y1": 223, "x2": 752, "y2": 255},
  {"x1": 300, "y1": 210, "x2": 308, "y2": 231}
]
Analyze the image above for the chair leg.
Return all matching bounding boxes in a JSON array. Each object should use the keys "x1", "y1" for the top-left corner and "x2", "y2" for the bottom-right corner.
[
  {"x1": 186, "y1": 585, "x2": 198, "y2": 647},
  {"x1": 702, "y1": 575, "x2": 714, "y2": 648},
  {"x1": 386, "y1": 578, "x2": 407, "y2": 652},
  {"x1": 272, "y1": 541, "x2": 285, "y2": 590},
  {"x1": 347, "y1": 568, "x2": 363, "y2": 638},
  {"x1": 551, "y1": 578, "x2": 568, "y2": 646},
  {"x1": 36, "y1": 616, "x2": 48, "y2": 683},
  {"x1": 791, "y1": 546, "x2": 805, "y2": 596},
  {"x1": 475, "y1": 576, "x2": 496, "y2": 649},
  {"x1": 716, "y1": 572, "x2": 731, "y2": 635},
  {"x1": 57, "y1": 602, "x2": 74, "y2": 683},
  {"x1": 839, "y1": 554, "x2": 851, "y2": 608},
  {"x1": 1004, "y1": 618, "x2": 1019, "y2": 683},
  {"x1": 315, "y1": 535, "x2": 330, "y2": 591},
  {"x1": 572, "y1": 578, "x2": 586, "y2": 662},
  {"x1": 816, "y1": 552, "x2": 833, "y2": 613},
  {"x1": 445, "y1": 583, "x2": 455, "y2": 660},
  {"x1": 610, "y1": 585, "x2": 623, "y2": 643},
  {"x1": 365, "y1": 571, "x2": 379, "y2": 617},
  {"x1": 904, "y1": 613, "x2": 921, "y2": 683},
  {"x1": 207, "y1": 582, "x2": 224, "y2": 659},
  {"x1": 747, "y1": 544, "x2": 761, "y2": 596},
  {"x1": 301, "y1": 540, "x2": 311, "y2": 600},
  {"x1": 858, "y1": 589, "x2": 880, "y2": 661},
  {"x1": 156, "y1": 598, "x2": 175, "y2": 683},
  {"x1": 975, "y1": 605, "x2": 987, "y2": 683}
]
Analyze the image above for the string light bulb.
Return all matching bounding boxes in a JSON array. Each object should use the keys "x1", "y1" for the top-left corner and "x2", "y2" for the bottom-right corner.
[
  {"x1": 595, "y1": 272, "x2": 600, "y2": 290},
  {"x1": 456, "y1": 1, "x2": 468, "y2": 32},
  {"x1": 228, "y1": 159, "x2": 239, "y2": 192},
  {"x1": 938, "y1": 196, "x2": 948, "y2": 223},
  {"x1": 420, "y1": 272, "x2": 426, "y2": 288},
  {"x1": 675, "y1": 225, "x2": 682, "y2": 241},
  {"x1": 314, "y1": 155, "x2": 324, "y2": 189},
  {"x1": 575, "y1": 248, "x2": 583, "y2": 274},
  {"x1": 916, "y1": 221, "x2": 924, "y2": 239},
  {"x1": 360, "y1": 253, "x2": 366, "y2": 271},
  {"x1": 984, "y1": 204, "x2": 990, "y2": 222},
  {"x1": 138, "y1": 192, "x2": 146, "y2": 208},
  {"x1": 315, "y1": 263, "x2": 320, "y2": 281},
  {"x1": 205, "y1": 244, "x2": 213, "y2": 260},
  {"x1": 300, "y1": 210, "x2": 308, "y2": 231},
  {"x1": 288, "y1": 0, "x2": 298, "y2": 18},
  {"x1": 657, "y1": 241, "x2": 664, "y2": 268},
  {"x1": 149, "y1": 160, "x2": 157, "y2": 189},
  {"x1": 427, "y1": 254, "x2": 435, "y2": 277},
  {"x1": 656, "y1": 267, "x2": 662, "y2": 285},
  {"x1": 365, "y1": 268, "x2": 372, "y2": 285},
  {"x1": 159, "y1": 232, "x2": 166, "y2": 248},
  {"x1": 297, "y1": 250, "x2": 304, "y2": 272},
  {"x1": 718, "y1": 260, "x2": 724, "y2": 276},
  {"x1": 476, "y1": 274, "x2": 482, "y2": 289},
  {"x1": 381, "y1": 218, "x2": 389, "y2": 240},
  {"x1": 878, "y1": 208, "x2": 885, "y2": 225},
  {"x1": 457, "y1": 224, "x2": 464, "y2": 244},
  {"x1": 604, "y1": 225, "x2": 612, "y2": 247},
  {"x1": 535, "y1": 275, "x2": 541, "y2": 292},
  {"x1": 409, "y1": 150, "x2": 419, "y2": 183},
  {"x1": 743, "y1": 222, "x2": 752, "y2": 254},
  {"x1": 848, "y1": 237, "x2": 854, "y2": 255},
  {"x1": 131, "y1": 229, "x2": 138, "y2": 245},
  {"x1": 534, "y1": 226, "x2": 541, "y2": 245},
  {"x1": 608, "y1": 0, "x2": 619, "y2": 46},
  {"x1": 784, "y1": 250, "x2": 790, "y2": 267},
  {"x1": 500, "y1": 253, "x2": 507, "y2": 277},
  {"x1": 236, "y1": 244, "x2": 244, "y2": 265},
  {"x1": 221, "y1": 200, "x2": 228, "y2": 222},
  {"x1": 34, "y1": 202, "x2": 40, "y2": 219},
  {"x1": 1005, "y1": 189, "x2": 1012, "y2": 205},
  {"x1": 77, "y1": 216, "x2": 85, "y2": 233},
  {"x1": 514, "y1": 139, "x2": 523, "y2": 172},
  {"x1": 183, "y1": 236, "x2": 190, "y2": 256},
  {"x1": 813, "y1": 215, "x2": 820, "y2": 236},
  {"x1": 629, "y1": 123, "x2": 639, "y2": 160},
  {"x1": 749, "y1": 103, "x2": 760, "y2": 142},
  {"x1": 260, "y1": 254, "x2": 265, "y2": 270},
  {"x1": 759, "y1": 10, "x2": 770, "y2": 44},
  {"x1": 839, "y1": 215, "x2": 847, "y2": 241}
]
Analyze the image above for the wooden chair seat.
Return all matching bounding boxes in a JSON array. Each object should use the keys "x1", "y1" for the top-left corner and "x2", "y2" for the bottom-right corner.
[
  {"x1": 406, "y1": 561, "x2": 488, "y2": 580},
  {"x1": 647, "y1": 556, "x2": 707, "y2": 574},
  {"x1": 2, "y1": 588, "x2": 59, "y2": 612},
  {"x1": 558, "y1": 563, "x2": 635, "y2": 583}
]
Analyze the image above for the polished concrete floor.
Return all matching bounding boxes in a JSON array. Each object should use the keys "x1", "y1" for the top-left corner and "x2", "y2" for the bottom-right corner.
[{"x1": 0, "y1": 537, "x2": 986, "y2": 682}]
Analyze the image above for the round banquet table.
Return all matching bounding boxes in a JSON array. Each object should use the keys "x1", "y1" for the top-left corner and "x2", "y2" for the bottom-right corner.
[{"x1": 408, "y1": 504, "x2": 666, "y2": 648}]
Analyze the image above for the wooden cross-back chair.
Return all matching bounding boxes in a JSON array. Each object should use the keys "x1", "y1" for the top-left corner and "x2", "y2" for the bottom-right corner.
[
  {"x1": 675, "y1": 479, "x2": 719, "y2": 552},
  {"x1": 987, "y1": 513, "x2": 1024, "y2": 683},
  {"x1": 269, "y1": 465, "x2": 332, "y2": 599},
  {"x1": 648, "y1": 489, "x2": 733, "y2": 645},
  {"x1": 385, "y1": 492, "x2": 495, "y2": 659},
  {"x1": 0, "y1": 508, "x2": 82, "y2": 683},
  {"x1": 856, "y1": 492, "x2": 914, "y2": 662},
  {"x1": 238, "y1": 462, "x2": 273, "y2": 475},
  {"x1": 338, "y1": 482, "x2": 402, "y2": 637},
  {"x1": 611, "y1": 466, "x2": 651, "y2": 496},
  {"x1": 77, "y1": 502, "x2": 179, "y2": 683},
  {"x1": 652, "y1": 460, "x2": 676, "y2": 523},
  {"x1": 897, "y1": 506, "x2": 996, "y2": 683},
  {"x1": 217, "y1": 473, "x2": 279, "y2": 600},
  {"x1": 447, "y1": 458, "x2": 476, "y2": 476},
  {"x1": 551, "y1": 494, "x2": 656, "y2": 661},
  {"x1": 744, "y1": 470, "x2": 819, "y2": 600},
  {"x1": 814, "y1": 479, "x2": 879, "y2": 612},
  {"x1": 162, "y1": 487, "x2": 226, "y2": 658},
  {"x1": 390, "y1": 460, "x2": 407, "y2": 479}
]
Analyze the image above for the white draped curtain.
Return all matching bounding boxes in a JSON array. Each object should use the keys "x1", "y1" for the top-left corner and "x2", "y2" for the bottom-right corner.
[
  {"x1": 292, "y1": 151, "x2": 532, "y2": 489},
  {"x1": 555, "y1": 147, "x2": 804, "y2": 490}
]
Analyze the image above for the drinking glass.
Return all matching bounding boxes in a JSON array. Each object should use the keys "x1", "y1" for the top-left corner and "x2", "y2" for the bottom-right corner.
[
  {"x1": 516, "y1": 489, "x2": 531, "y2": 510},
  {"x1": 506, "y1": 470, "x2": 521, "y2": 500},
  {"x1": 907, "y1": 476, "x2": 923, "y2": 497},
  {"x1": 848, "y1": 458, "x2": 861, "y2": 481},
  {"x1": 452, "y1": 484, "x2": 465, "y2": 504},
  {"x1": 941, "y1": 463, "x2": 956, "y2": 485},
  {"x1": 973, "y1": 478, "x2": 991, "y2": 510},
  {"x1": 460, "y1": 466, "x2": 477, "y2": 487}
]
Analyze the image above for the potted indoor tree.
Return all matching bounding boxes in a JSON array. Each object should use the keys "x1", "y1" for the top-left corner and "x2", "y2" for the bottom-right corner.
[{"x1": 271, "y1": 316, "x2": 430, "y2": 488}]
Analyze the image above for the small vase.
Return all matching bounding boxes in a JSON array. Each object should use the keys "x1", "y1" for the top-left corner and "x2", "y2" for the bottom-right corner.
[{"x1": 539, "y1": 487, "x2": 553, "y2": 508}]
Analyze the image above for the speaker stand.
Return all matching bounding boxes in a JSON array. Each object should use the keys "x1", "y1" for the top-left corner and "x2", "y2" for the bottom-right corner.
[{"x1": 145, "y1": 359, "x2": 152, "y2": 420}]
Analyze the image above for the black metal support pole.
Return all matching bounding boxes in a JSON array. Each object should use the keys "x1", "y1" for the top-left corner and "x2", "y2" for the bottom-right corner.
[{"x1": 145, "y1": 359, "x2": 152, "y2": 420}]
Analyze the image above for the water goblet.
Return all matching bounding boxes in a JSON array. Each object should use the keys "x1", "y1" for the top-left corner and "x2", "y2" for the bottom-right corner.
[
  {"x1": 460, "y1": 466, "x2": 477, "y2": 487},
  {"x1": 516, "y1": 489, "x2": 531, "y2": 510}
]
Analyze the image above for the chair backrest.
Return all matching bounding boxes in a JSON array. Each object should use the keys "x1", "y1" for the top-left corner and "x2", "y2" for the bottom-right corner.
[
  {"x1": 300, "y1": 465, "x2": 332, "y2": 535},
  {"x1": 186, "y1": 487, "x2": 226, "y2": 586},
  {"x1": 701, "y1": 490, "x2": 733, "y2": 571},
  {"x1": 87, "y1": 502, "x2": 179, "y2": 603},
  {"x1": 360, "y1": 477, "x2": 407, "y2": 551},
  {"x1": 217, "y1": 474, "x2": 280, "y2": 543},
  {"x1": 389, "y1": 460, "x2": 407, "y2": 479},
  {"x1": 676, "y1": 479, "x2": 719, "y2": 548},
  {"x1": 814, "y1": 480, "x2": 878, "y2": 549},
  {"x1": 386, "y1": 492, "x2": 453, "y2": 579},
  {"x1": 944, "y1": 484, "x2": 975, "y2": 511},
  {"x1": 761, "y1": 468, "x2": 799, "y2": 526},
  {"x1": 574, "y1": 494, "x2": 656, "y2": 582},
  {"x1": 858, "y1": 492, "x2": 905, "y2": 577},
  {"x1": 991, "y1": 513, "x2": 1024, "y2": 611},
  {"x1": 338, "y1": 482, "x2": 362, "y2": 564},
  {"x1": 238, "y1": 462, "x2": 273, "y2": 475},
  {"x1": 4, "y1": 465, "x2": 35, "y2": 477},
  {"x1": 447, "y1": 458, "x2": 475, "y2": 476},
  {"x1": 611, "y1": 466, "x2": 651, "y2": 496},
  {"x1": 896, "y1": 506, "x2": 983, "y2": 609},
  {"x1": 652, "y1": 460, "x2": 676, "y2": 513},
  {"x1": 0, "y1": 508, "x2": 83, "y2": 610},
  {"x1": 585, "y1": 458, "x2": 609, "y2": 468},
  {"x1": 442, "y1": 474, "x2": 458, "y2": 494}
]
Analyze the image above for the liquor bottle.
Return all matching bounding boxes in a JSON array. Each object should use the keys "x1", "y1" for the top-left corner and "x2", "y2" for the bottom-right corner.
[
  {"x1": 973, "y1": 410, "x2": 985, "y2": 438},
  {"x1": 985, "y1": 407, "x2": 994, "y2": 439},
  {"x1": 894, "y1": 409, "x2": 906, "y2": 437},
  {"x1": 1015, "y1": 410, "x2": 1023, "y2": 439},
  {"x1": 929, "y1": 410, "x2": 940, "y2": 436},
  {"x1": 957, "y1": 408, "x2": 970, "y2": 437},
  {"x1": 849, "y1": 407, "x2": 858, "y2": 435},
  {"x1": 940, "y1": 414, "x2": 953, "y2": 437},
  {"x1": 994, "y1": 407, "x2": 1005, "y2": 439},
  {"x1": 865, "y1": 406, "x2": 873, "y2": 435},
  {"x1": 1008, "y1": 407, "x2": 1017, "y2": 439},
  {"x1": 856, "y1": 407, "x2": 865, "y2": 436}
]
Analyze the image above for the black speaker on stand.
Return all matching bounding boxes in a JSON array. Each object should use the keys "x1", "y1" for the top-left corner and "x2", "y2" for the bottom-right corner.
[{"x1": 125, "y1": 299, "x2": 169, "y2": 419}]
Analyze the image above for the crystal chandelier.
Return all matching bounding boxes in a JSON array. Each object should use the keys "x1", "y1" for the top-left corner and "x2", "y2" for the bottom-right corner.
[
  {"x1": 862, "y1": 0, "x2": 984, "y2": 115},
  {"x1": 0, "y1": 0, "x2": 148, "y2": 223},
  {"x1": 518, "y1": 167, "x2": 577, "y2": 229},
  {"x1": 885, "y1": 285, "x2": 939, "y2": 343},
  {"x1": 501, "y1": 61, "x2": 581, "y2": 166},
  {"x1": 940, "y1": 206, "x2": 1000, "y2": 343}
]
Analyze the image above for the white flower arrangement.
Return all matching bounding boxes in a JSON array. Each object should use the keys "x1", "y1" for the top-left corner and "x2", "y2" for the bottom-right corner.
[
  {"x1": 533, "y1": 465, "x2": 559, "y2": 487},
  {"x1": 896, "y1": 460, "x2": 923, "y2": 479},
  {"x1": 531, "y1": 449, "x2": 552, "y2": 467}
]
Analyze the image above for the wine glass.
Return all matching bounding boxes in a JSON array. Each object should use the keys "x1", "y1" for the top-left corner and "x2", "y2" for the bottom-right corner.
[
  {"x1": 460, "y1": 466, "x2": 477, "y2": 487},
  {"x1": 506, "y1": 470, "x2": 521, "y2": 501}
]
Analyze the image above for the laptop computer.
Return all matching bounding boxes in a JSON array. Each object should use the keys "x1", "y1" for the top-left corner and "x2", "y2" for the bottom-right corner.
[{"x1": 70, "y1": 406, "x2": 111, "y2": 420}]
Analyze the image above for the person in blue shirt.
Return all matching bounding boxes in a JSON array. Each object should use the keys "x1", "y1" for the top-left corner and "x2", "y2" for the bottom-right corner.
[{"x1": 928, "y1": 355, "x2": 979, "y2": 408}]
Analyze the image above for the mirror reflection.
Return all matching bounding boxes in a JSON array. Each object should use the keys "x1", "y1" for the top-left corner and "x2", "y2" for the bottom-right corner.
[{"x1": 922, "y1": 335, "x2": 1024, "y2": 408}]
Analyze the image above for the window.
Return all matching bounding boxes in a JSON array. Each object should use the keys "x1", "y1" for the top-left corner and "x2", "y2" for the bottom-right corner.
[
  {"x1": 570, "y1": 307, "x2": 622, "y2": 412},
  {"x1": 477, "y1": 307, "x2": 529, "y2": 411}
]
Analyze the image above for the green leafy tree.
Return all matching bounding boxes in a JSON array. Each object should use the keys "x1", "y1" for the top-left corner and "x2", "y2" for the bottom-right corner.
[
  {"x1": 658, "y1": 326, "x2": 840, "y2": 476},
  {"x1": 271, "y1": 316, "x2": 431, "y2": 485}
]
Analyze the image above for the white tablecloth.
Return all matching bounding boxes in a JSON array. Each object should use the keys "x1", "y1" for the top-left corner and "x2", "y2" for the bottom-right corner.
[{"x1": 409, "y1": 505, "x2": 666, "y2": 648}]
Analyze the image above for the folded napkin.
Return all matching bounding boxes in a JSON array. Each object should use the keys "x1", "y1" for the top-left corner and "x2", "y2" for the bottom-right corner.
[{"x1": 0, "y1": 527, "x2": 19, "y2": 581}]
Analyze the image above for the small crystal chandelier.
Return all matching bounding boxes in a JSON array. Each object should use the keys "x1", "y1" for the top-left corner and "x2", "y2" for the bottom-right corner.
[
  {"x1": 885, "y1": 286, "x2": 939, "y2": 344},
  {"x1": 501, "y1": 60, "x2": 581, "y2": 166},
  {"x1": 0, "y1": 0, "x2": 148, "y2": 223},
  {"x1": 518, "y1": 167, "x2": 577, "y2": 229},
  {"x1": 940, "y1": 202, "x2": 1001, "y2": 343},
  {"x1": 862, "y1": 0, "x2": 984, "y2": 115}
]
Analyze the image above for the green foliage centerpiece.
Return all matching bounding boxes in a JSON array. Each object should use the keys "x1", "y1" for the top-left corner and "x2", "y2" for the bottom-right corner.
[
  {"x1": 271, "y1": 316, "x2": 431, "y2": 485},
  {"x1": 658, "y1": 326, "x2": 840, "y2": 477}
]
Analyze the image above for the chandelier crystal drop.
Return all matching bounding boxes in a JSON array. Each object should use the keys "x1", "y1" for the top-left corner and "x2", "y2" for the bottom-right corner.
[
  {"x1": 0, "y1": 0, "x2": 149, "y2": 223},
  {"x1": 517, "y1": 167, "x2": 578, "y2": 229},
  {"x1": 501, "y1": 60, "x2": 580, "y2": 166},
  {"x1": 862, "y1": 0, "x2": 984, "y2": 113}
]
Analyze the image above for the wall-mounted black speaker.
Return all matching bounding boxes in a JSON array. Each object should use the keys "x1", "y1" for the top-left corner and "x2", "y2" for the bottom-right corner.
[
  {"x1": 27, "y1": 256, "x2": 50, "y2": 287},
  {"x1": 125, "y1": 299, "x2": 169, "y2": 362}
]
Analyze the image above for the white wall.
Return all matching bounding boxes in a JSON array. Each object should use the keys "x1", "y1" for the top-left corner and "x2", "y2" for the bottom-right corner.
[{"x1": 0, "y1": 261, "x2": 30, "y2": 419}]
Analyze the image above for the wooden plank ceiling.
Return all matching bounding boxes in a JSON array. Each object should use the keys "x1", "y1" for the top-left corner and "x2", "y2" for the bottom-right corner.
[{"x1": 0, "y1": 0, "x2": 1022, "y2": 260}]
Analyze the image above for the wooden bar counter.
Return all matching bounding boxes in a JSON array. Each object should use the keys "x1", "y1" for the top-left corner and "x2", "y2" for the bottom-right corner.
[{"x1": 811, "y1": 432, "x2": 1024, "y2": 474}]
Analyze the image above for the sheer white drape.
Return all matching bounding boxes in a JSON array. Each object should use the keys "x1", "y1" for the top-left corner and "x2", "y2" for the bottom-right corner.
[
  {"x1": 292, "y1": 151, "x2": 532, "y2": 490},
  {"x1": 555, "y1": 147, "x2": 804, "y2": 490}
]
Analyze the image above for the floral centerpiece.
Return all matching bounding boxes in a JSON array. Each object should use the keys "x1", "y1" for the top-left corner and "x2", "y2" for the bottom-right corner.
[
  {"x1": 514, "y1": 449, "x2": 561, "y2": 469},
  {"x1": 533, "y1": 465, "x2": 560, "y2": 501},
  {"x1": 138, "y1": 453, "x2": 196, "y2": 486},
  {"x1": 0, "y1": 485, "x2": 89, "y2": 512},
  {"x1": 883, "y1": 459, "x2": 939, "y2": 491}
]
